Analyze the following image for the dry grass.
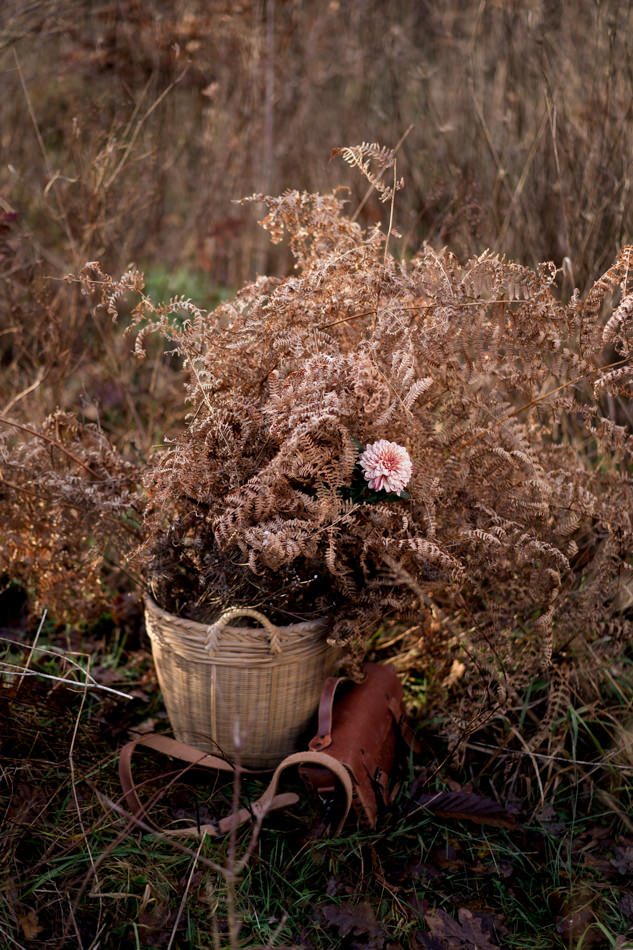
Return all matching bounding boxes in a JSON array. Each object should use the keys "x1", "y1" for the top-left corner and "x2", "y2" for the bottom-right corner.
[
  {"x1": 2, "y1": 612, "x2": 633, "y2": 948},
  {"x1": 2, "y1": 1, "x2": 633, "y2": 287},
  {"x1": 3, "y1": 0, "x2": 633, "y2": 428}
]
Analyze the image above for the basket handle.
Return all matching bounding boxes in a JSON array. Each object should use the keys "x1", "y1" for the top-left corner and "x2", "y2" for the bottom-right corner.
[{"x1": 205, "y1": 607, "x2": 283, "y2": 656}]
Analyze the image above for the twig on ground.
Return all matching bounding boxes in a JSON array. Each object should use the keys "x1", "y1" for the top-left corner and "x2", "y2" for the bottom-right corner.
[
  {"x1": 68, "y1": 657, "x2": 103, "y2": 950},
  {"x1": 16, "y1": 610, "x2": 46, "y2": 692},
  {"x1": 167, "y1": 831, "x2": 208, "y2": 950}
]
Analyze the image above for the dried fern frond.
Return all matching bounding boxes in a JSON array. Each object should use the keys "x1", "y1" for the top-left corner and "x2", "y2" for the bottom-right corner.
[
  {"x1": 582, "y1": 244, "x2": 633, "y2": 325},
  {"x1": 332, "y1": 142, "x2": 405, "y2": 203}
]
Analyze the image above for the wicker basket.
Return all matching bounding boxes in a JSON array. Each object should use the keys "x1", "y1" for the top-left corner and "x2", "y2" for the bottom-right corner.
[{"x1": 144, "y1": 596, "x2": 341, "y2": 768}]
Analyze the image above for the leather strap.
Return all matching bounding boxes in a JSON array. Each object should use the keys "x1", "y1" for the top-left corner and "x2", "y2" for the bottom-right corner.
[
  {"x1": 309, "y1": 676, "x2": 348, "y2": 751},
  {"x1": 310, "y1": 677, "x2": 417, "y2": 755},
  {"x1": 118, "y1": 733, "x2": 355, "y2": 837}
]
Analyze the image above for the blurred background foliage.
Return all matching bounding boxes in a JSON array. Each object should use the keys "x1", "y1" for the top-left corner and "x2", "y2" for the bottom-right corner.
[{"x1": 2, "y1": 0, "x2": 632, "y2": 296}]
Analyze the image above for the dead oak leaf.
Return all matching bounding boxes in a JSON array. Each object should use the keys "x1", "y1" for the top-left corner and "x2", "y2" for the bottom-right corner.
[
  {"x1": 321, "y1": 901, "x2": 385, "y2": 949},
  {"x1": 422, "y1": 908, "x2": 501, "y2": 949}
]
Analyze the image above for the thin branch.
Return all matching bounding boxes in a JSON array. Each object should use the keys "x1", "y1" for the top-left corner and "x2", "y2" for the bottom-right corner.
[
  {"x1": 13, "y1": 47, "x2": 79, "y2": 263},
  {"x1": 167, "y1": 832, "x2": 208, "y2": 950},
  {"x1": 104, "y1": 67, "x2": 189, "y2": 190},
  {"x1": 384, "y1": 160, "x2": 397, "y2": 263},
  {"x1": 16, "y1": 609, "x2": 46, "y2": 692},
  {"x1": 1, "y1": 368, "x2": 45, "y2": 415},
  {"x1": 459, "y1": 354, "x2": 633, "y2": 451},
  {"x1": 0, "y1": 415, "x2": 102, "y2": 478},
  {"x1": 0, "y1": 477, "x2": 144, "y2": 541},
  {"x1": 0, "y1": 662, "x2": 134, "y2": 700},
  {"x1": 69, "y1": 658, "x2": 103, "y2": 949}
]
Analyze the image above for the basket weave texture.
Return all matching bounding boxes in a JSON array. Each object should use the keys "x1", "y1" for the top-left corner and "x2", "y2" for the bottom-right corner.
[{"x1": 144, "y1": 596, "x2": 340, "y2": 768}]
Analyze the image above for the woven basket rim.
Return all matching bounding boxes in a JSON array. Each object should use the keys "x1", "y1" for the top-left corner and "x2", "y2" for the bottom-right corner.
[
  {"x1": 144, "y1": 594, "x2": 329, "y2": 645},
  {"x1": 144, "y1": 594, "x2": 327, "y2": 631}
]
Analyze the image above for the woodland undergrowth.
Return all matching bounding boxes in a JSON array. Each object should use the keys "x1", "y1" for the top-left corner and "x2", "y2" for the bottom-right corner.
[
  {"x1": 2, "y1": 5, "x2": 633, "y2": 943},
  {"x1": 3, "y1": 144, "x2": 633, "y2": 760}
]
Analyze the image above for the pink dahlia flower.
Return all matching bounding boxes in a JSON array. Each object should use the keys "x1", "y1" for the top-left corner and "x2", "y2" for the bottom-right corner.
[{"x1": 358, "y1": 440, "x2": 412, "y2": 493}]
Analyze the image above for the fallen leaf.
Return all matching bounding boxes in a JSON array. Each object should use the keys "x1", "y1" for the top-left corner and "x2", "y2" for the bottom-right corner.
[
  {"x1": 409, "y1": 791, "x2": 517, "y2": 830},
  {"x1": 430, "y1": 843, "x2": 463, "y2": 871},
  {"x1": 442, "y1": 659, "x2": 466, "y2": 688},
  {"x1": 414, "y1": 933, "x2": 446, "y2": 950},
  {"x1": 93, "y1": 666, "x2": 127, "y2": 686},
  {"x1": 422, "y1": 907, "x2": 500, "y2": 949},
  {"x1": 612, "y1": 839, "x2": 633, "y2": 876},
  {"x1": 619, "y1": 892, "x2": 633, "y2": 921},
  {"x1": 533, "y1": 802, "x2": 566, "y2": 835},
  {"x1": 18, "y1": 910, "x2": 42, "y2": 941},
  {"x1": 556, "y1": 905, "x2": 594, "y2": 943},
  {"x1": 321, "y1": 901, "x2": 385, "y2": 949},
  {"x1": 128, "y1": 718, "x2": 160, "y2": 737}
]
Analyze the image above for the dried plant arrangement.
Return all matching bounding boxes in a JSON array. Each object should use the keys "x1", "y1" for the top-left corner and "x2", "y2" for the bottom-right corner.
[{"x1": 3, "y1": 150, "x2": 633, "y2": 701}]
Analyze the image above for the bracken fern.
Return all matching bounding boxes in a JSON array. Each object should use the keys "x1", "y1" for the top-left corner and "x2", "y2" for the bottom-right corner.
[{"x1": 3, "y1": 168, "x2": 633, "y2": 719}]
